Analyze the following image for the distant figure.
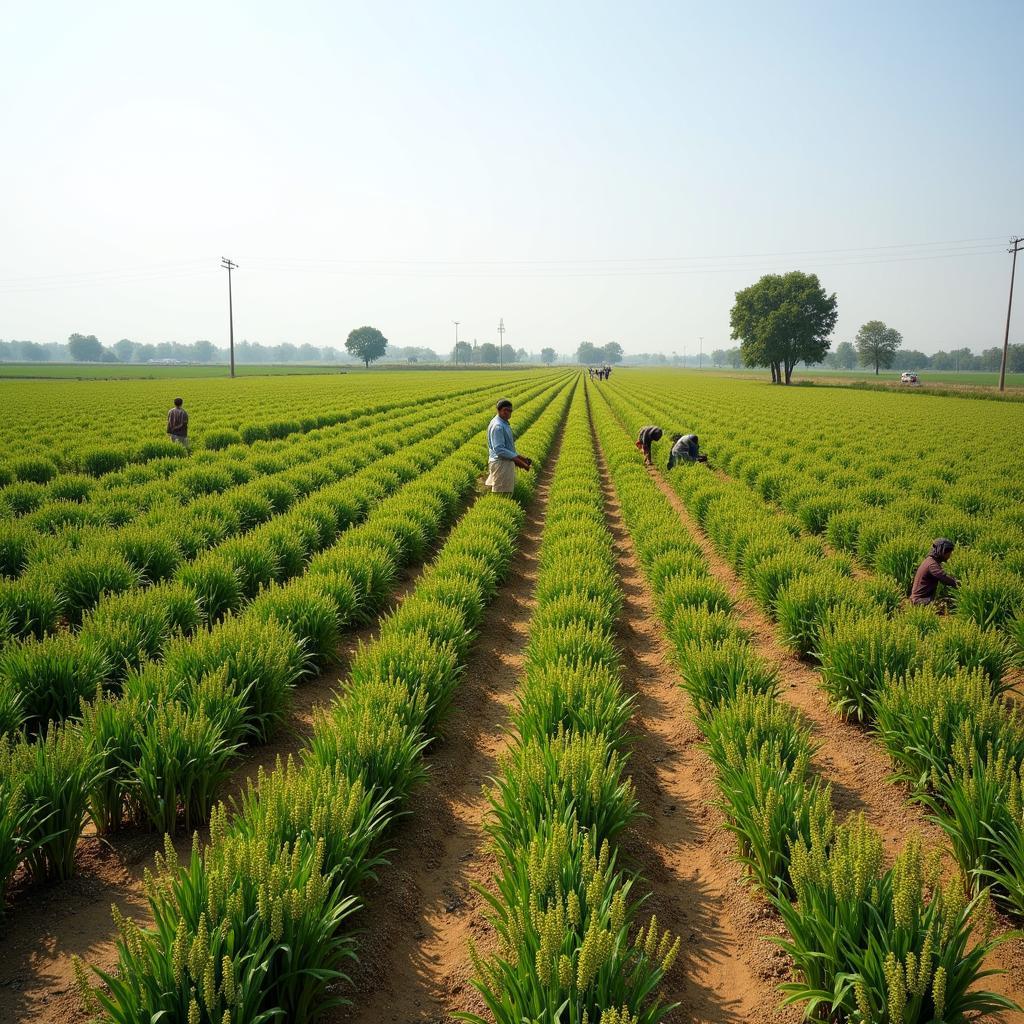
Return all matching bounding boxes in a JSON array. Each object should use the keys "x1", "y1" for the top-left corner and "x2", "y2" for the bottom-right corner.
[
  {"x1": 588, "y1": 367, "x2": 594, "y2": 380},
  {"x1": 635, "y1": 424, "x2": 663, "y2": 466},
  {"x1": 486, "y1": 398, "x2": 532, "y2": 494},
  {"x1": 604, "y1": 365, "x2": 612, "y2": 379},
  {"x1": 667, "y1": 433, "x2": 707, "y2": 468},
  {"x1": 166, "y1": 397, "x2": 189, "y2": 446},
  {"x1": 910, "y1": 538, "x2": 958, "y2": 606}
]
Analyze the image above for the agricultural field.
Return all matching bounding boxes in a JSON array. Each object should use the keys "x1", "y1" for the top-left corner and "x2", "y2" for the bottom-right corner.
[{"x1": 1, "y1": 367, "x2": 1023, "y2": 1024}]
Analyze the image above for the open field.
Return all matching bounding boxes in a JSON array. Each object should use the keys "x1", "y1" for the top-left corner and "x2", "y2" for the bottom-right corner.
[{"x1": 1, "y1": 368, "x2": 1023, "y2": 1024}]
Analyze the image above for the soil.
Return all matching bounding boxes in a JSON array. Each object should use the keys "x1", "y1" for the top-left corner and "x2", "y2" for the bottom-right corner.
[
  {"x1": 330, "y1": 427, "x2": 565, "y2": 1024},
  {"x1": 643, "y1": 459, "x2": 1024, "y2": 1019},
  {"x1": 0, "y1": 553, "x2": 444, "y2": 1024},
  {"x1": 591, "y1": 414, "x2": 799, "y2": 1024}
]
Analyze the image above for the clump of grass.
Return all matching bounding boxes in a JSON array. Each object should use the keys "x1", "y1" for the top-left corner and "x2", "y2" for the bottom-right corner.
[
  {"x1": 0, "y1": 631, "x2": 109, "y2": 731},
  {"x1": 817, "y1": 610, "x2": 922, "y2": 721}
]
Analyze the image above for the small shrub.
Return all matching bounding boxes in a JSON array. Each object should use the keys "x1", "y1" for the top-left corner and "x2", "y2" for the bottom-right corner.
[
  {"x1": 956, "y1": 568, "x2": 1024, "y2": 631},
  {"x1": 817, "y1": 611, "x2": 922, "y2": 721},
  {"x1": 202, "y1": 428, "x2": 243, "y2": 450},
  {"x1": 17, "y1": 722, "x2": 106, "y2": 881},
  {"x1": 675, "y1": 637, "x2": 779, "y2": 717},
  {"x1": 0, "y1": 631, "x2": 109, "y2": 730},
  {"x1": 0, "y1": 577, "x2": 63, "y2": 640},
  {"x1": 47, "y1": 548, "x2": 142, "y2": 625},
  {"x1": 79, "y1": 447, "x2": 128, "y2": 477},
  {"x1": 248, "y1": 579, "x2": 340, "y2": 669},
  {"x1": 11, "y1": 456, "x2": 57, "y2": 484},
  {"x1": 0, "y1": 522, "x2": 33, "y2": 577},
  {"x1": 177, "y1": 553, "x2": 243, "y2": 625}
]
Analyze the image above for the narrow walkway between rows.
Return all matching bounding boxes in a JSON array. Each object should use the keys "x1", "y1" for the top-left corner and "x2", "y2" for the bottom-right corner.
[
  {"x1": 590, "y1": 409, "x2": 798, "y2": 1024},
  {"x1": 333, "y1": 424, "x2": 567, "y2": 1024}
]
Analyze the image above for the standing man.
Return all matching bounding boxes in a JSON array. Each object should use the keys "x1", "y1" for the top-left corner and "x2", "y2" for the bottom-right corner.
[
  {"x1": 486, "y1": 398, "x2": 531, "y2": 494},
  {"x1": 167, "y1": 397, "x2": 189, "y2": 446},
  {"x1": 910, "y1": 538, "x2": 958, "y2": 606}
]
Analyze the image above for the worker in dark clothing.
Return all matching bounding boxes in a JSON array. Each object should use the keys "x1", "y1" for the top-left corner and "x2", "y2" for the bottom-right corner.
[
  {"x1": 910, "y1": 538, "x2": 958, "y2": 605},
  {"x1": 667, "y1": 433, "x2": 707, "y2": 468},
  {"x1": 166, "y1": 397, "x2": 189, "y2": 446},
  {"x1": 635, "y1": 425, "x2": 663, "y2": 466}
]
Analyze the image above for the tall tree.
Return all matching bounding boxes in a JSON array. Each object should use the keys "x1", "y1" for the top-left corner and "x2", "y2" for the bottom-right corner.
[
  {"x1": 600, "y1": 341, "x2": 624, "y2": 364},
  {"x1": 730, "y1": 271, "x2": 838, "y2": 384},
  {"x1": 112, "y1": 338, "x2": 136, "y2": 363},
  {"x1": 833, "y1": 340, "x2": 856, "y2": 370},
  {"x1": 576, "y1": 341, "x2": 601, "y2": 364},
  {"x1": 855, "y1": 320, "x2": 903, "y2": 374},
  {"x1": 67, "y1": 333, "x2": 104, "y2": 361},
  {"x1": 540, "y1": 347, "x2": 556, "y2": 364},
  {"x1": 345, "y1": 326, "x2": 388, "y2": 368},
  {"x1": 479, "y1": 342, "x2": 499, "y2": 363},
  {"x1": 452, "y1": 341, "x2": 473, "y2": 363}
]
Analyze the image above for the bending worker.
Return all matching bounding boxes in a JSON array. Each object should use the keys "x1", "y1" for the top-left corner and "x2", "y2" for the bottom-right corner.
[
  {"x1": 910, "y1": 538, "x2": 958, "y2": 606},
  {"x1": 486, "y1": 398, "x2": 532, "y2": 494},
  {"x1": 667, "y1": 433, "x2": 707, "y2": 468},
  {"x1": 635, "y1": 425, "x2": 663, "y2": 466}
]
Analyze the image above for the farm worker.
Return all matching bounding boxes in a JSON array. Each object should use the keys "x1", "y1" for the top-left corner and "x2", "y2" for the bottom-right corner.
[
  {"x1": 486, "y1": 398, "x2": 532, "y2": 494},
  {"x1": 166, "y1": 397, "x2": 189, "y2": 446},
  {"x1": 909, "y1": 538, "x2": 959, "y2": 606},
  {"x1": 667, "y1": 433, "x2": 707, "y2": 468},
  {"x1": 635, "y1": 425, "x2": 663, "y2": 466}
]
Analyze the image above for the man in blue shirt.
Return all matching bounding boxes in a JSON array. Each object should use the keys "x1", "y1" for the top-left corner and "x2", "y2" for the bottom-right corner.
[{"x1": 486, "y1": 398, "x2": 532, "y2": 493}]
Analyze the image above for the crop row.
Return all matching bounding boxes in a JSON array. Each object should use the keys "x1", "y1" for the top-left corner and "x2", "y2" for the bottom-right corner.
[
  {"x1": 597, "y1": 382, "x2": 1024, "y2": 919},
  {"x1": 0, "y1": 377, "x2": 565, "y2": 735},
  {"x1": 0, "y1": 375, "x2": 516, "y2": 545},
  {"x1": 0, "y1": 370, "x2": 536, "y2": 476},
  {"x1": 465, "y1": 384, "x2": 678, "y2": 1024},
  {"x1": 0, "y1": 379, "x2": 570, "y2": 911},
  {"x1": 72, "y1": 377, "x2": 571, "y2": 1024},
  {"x1": 609, "y1": 375, "x2": 1024, "y2": 647},
  {"x1": 589, "y1": 379, "x2": 1018, "y2": 1023}
]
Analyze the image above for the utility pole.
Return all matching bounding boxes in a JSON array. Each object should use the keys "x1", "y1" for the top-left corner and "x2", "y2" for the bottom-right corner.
[
  {"x1": 498, "y1": 318, "x2": 505, "y2": 369},
  {"x1": 453, "y1": 320, "x2": 460, "y2": 366},
  {"x1": 999, "y1": 236, "x2": 1023, "y2": 392},
  {"x1": 221, "y1": 258, "x2": 238, "y2": 378},
  {"x1": 699, "y1": 336, "x2": 704, "y2": 370}
]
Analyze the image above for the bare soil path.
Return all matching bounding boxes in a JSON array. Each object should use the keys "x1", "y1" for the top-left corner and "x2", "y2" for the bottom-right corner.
[
  {"x1": 0, "y1": 550, "x2": 447, "y2": 1024},
  {"x1": 590, "y1": 415, "x2": 797, "y2": 1024},
  {"x1": 331, "y1": 429, "x2": 565, "y2": 1024},
  {"x1": 643, "y1": 461, "x2": 1024, "y2": 1017}
]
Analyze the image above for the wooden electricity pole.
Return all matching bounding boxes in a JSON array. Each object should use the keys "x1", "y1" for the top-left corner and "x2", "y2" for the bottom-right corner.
[
  {"x1": 221, "y1": 257, "x2": 238, "y2": 378},
  {"x1": 999, "y1": 236, "x2": 1022, "y2": 392}
]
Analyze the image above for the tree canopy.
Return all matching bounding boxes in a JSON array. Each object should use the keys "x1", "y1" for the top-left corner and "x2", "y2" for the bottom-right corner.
[
  {"x1": 576, "y1": 341, "x2": 622, "y2": 365},
  {"x1": 67, "y1": 333, "x2": 104, "y2": 362},
  {"x1": 855, "y1": 320, "x2": 903, "y2": 374},
  {"x1": 832, "y1": 340, "x2": 856, "y2": 370},
  {"x1": 540, "y1": 347, "x2": 556, "y2": 364},
  {"x1": 345, "y1": 326, "x2": 388, "y2": 368},
  {"x1": 729, "y1": 271, "x2": 838, "y2": 384}
]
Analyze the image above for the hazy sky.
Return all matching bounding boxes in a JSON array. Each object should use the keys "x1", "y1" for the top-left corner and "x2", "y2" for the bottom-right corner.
[{"x1": 2, "y1": 0, "x2": 1022, "y2": 356}]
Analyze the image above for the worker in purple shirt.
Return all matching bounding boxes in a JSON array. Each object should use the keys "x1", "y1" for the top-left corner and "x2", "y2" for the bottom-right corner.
[{"x1": 910, "y1": 538, "x2": 958, "y2": 606}]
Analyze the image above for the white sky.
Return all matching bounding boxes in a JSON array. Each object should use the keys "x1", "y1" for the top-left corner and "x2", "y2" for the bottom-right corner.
[{"x1": 1, "y1": 0, "x2": 1022, "y2": 356}]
